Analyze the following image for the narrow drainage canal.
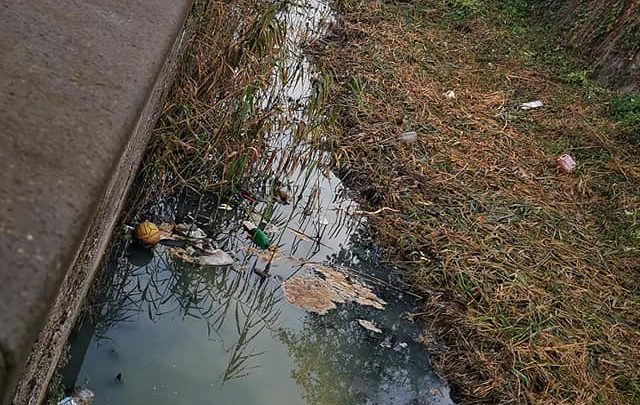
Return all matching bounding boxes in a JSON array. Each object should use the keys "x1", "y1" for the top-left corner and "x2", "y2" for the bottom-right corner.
[{"x1": 62, "y1": 1, "x2": 453, "y2": 404}]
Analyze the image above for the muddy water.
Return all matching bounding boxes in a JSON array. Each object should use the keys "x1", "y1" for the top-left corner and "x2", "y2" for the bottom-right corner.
[{"x1": 63, "y1": 1, "x2": 452, "y2": 404}]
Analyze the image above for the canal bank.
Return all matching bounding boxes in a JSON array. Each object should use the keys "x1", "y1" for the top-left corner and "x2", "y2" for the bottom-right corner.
[{"x1": 312, "y1": 0, "x2": 640, "y2": 403}]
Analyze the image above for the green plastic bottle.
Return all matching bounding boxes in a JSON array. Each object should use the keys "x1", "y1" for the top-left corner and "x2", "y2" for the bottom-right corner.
[{"x1": 250, "y1": 228, "x2": 271, "y2": 250}]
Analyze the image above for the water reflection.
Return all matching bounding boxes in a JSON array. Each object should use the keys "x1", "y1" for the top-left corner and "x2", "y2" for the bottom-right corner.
[
  {"x1": 280, "y1": 234, "x2": 452, "y2": 405},
  {"x1": 90, "y1": 241, "x2": 283, "y2": 385},
  {"x1": 70, "y1": 222, "x2": 451, "y2": 404}
]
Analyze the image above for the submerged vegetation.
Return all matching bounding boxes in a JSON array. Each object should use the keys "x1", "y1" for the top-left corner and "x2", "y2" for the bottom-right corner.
[{"x1": 310, "y1": 0, "x2": 640, "y2": 403}]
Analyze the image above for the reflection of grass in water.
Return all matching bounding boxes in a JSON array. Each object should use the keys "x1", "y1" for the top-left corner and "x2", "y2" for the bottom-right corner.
[
  {"x1": 222, "y1": 278, "x2": 281, "y2": 383},
  {"x1": 280, "y1": 321, "x2": 365, "y2": 405},
  {"x1": 122, "y1": 0, "x2": 337, "y2": 222},
  {"x1": 92, "y1": 245, "x2": 282, "y2": 383},
  {"x1": 279, "y1": 307, "x2": 430, "y2": 405}
]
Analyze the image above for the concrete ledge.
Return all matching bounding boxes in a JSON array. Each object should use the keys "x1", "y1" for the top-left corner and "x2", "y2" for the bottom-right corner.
[{"x1": 0, "y1": 0, "x2": 194, "y2": 403}]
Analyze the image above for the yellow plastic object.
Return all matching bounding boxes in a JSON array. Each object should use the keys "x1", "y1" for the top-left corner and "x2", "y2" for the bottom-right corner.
[{"x1": 135, "y1": 221, "x2": 161, "y2": 246}]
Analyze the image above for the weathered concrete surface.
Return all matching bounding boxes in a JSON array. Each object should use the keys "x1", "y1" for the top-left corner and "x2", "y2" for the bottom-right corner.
[{"x1": 0, "y1": 0, "x2": 194, "y2": 403}]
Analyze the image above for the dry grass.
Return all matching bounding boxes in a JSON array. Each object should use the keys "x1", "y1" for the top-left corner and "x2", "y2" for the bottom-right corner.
[
  {"x1": 313, "y1": 0, "x2": 640, "y2": 403},
  {"x1": 77, "y1": 0, "x2": 285, "y2": 327},
  {"x1": 126, "y1": 0, "x2": 288, "y2": 218}
]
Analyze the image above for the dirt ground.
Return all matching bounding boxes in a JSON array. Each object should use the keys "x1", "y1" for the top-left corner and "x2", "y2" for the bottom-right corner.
[{"x1": 311, "y1": 0, "x2": 640, "y2": 403}]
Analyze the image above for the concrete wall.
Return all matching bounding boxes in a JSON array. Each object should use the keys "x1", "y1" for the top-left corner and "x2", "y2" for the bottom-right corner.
[{"x1": 0, "y1": 0, "x2": 194, "y2": 403}]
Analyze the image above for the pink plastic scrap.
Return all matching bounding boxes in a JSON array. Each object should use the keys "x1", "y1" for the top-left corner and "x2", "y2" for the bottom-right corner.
[{"x1": 556, "y1": 154, "x2": 576, "y2": 173}]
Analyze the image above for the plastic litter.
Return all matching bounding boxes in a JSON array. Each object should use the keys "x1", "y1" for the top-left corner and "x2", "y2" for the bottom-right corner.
[
  {"x1": 520, "y1": 100, "x2": 544, "y2": 110},
  {"x1": 443, "y1": 90, "x2": 456, "y2": 100},
  {"x1": 250, "y1": 228, "x2": 271, "y2": 249},
  {"x1": 174, "y1": 223, "x2": 207, "y2": 239},
  {"x1": 398, "y1": 131, "x2": 418, "y2": 144},
  {"x1": 312, "y1": 216, "x2": 330, "y2": 226},
  {"x1": 198, "y1": 249, "x2": 234, "y2": 266},
  {"x1": 242, "y1": 221, "x2": 258, "y2": 231},
  {"x1": 58, "y1": 388, "x2": 94, "y2": 405},
  {"x1": 275, "y1": 188, "x2": 291, "y2": 204},
  {"x1": 556, "y1": 154, "x2": 576, "y2": 173}
]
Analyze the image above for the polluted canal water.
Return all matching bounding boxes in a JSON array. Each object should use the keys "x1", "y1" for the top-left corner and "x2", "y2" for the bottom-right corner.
[{"x1": 62, "y1": 1, "x2": 453, "y2": 404}]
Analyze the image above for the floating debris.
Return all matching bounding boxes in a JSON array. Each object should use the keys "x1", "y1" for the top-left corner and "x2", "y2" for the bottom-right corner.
[
  {"x1": 167, "y1": 247, "x2": 195, "y2": 264},
  {"x1": 353, "y1": 206, "x2": 399, "y2": 216},
  {"x1": 357, "y1": 319, "x2": 382, "y2": 333},
  {"x1": 174, "y1": 223, "x2": 207, "y2": 239},
  {"x1": 122, "y1": 224, "x2": 135, "y2": 241},
  {"x1": 263, "y1": 222, "x2": 281, "y2": 234},
  {"x1": 198, "y1": 249, "x2": 234, "y2": 266},
  {"x1": 158, "y1": 222, "x2": 174, "y2": 234},
  {"x1": 519, "y1": 100, "x2": 544, "y2": 110},
  {"x1": 244, "y1": 217, "x2": 276, "y2": 243},
  {"x1": 312, "y1": 216, "x2": 330, "y2": 226},
  {"x1": 275, "y1": 188, "x2": 291, "y2": 204},
  {"x1": 168, "y1": 245, "x2": 234, "y2": 267},
  {"x1": 416, "y1": 330, "x2": 437, "y2": 346},
  {"x1": 282, "y1": 275, "x2": 339, "y2": 315},
  {"x1": 250, "y1": 228, "x2": 271, "y2": 249},
  {"x1": 398, "y1": 131, "x2": 418, "y2": 144},
  {"x1": 430, "y1": 388, "x2": 442, "y2": 397},
  {"x1": 314, "y1": 266, "x2": 386, "y2": 309},
  {"x1": 253, "y1": 267, "x2": 270, "y2": 279},
  {"x1": 58, "y1": 388, "x2": 94, "y2": 405},
  {"x1": 134, "y1": 221, "x2": 161, "y2": 246},
  {"x1": 282, "y1": 266, "x2": 386, "y2": 314},
  {"x1": 242, "y1": 246, "x2": 283, "y2": 262},
  {"x1": 252, "y1": 259, "x2": 272, "y2": 279},
  {"x1": 242, "y1": 220, "x2": 258, "y2": 231}
]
